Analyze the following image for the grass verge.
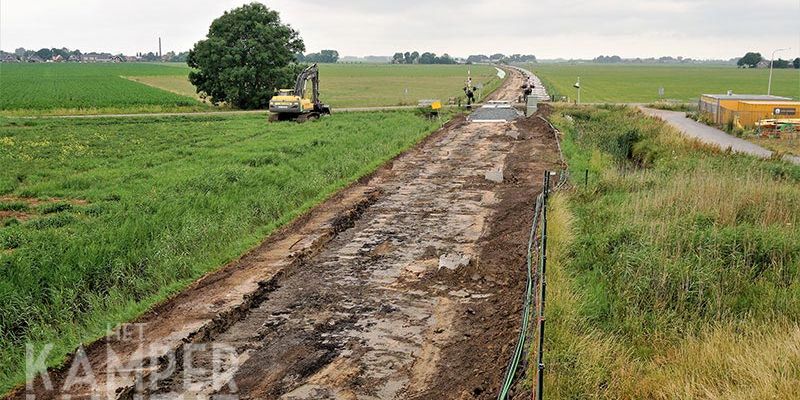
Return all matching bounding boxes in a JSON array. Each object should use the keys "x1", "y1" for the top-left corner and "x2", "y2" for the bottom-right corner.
[
  {"x1": 535, "y1": 105, "x2": 800, "y2": 398},
  {"x1": 748, "y1": 135, "x2": 800, "y2": 157}
]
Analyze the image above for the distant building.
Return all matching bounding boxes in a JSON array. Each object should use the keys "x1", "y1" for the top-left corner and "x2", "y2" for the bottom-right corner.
[
  {"x1": 51, "y1": 54, "x2": 64, "y2": 62},
  {"x1": 82, "y1": 52, "x2": 115, "y2": 62},
  {"x1": 68, "y1": 54, "x2": 83, "y2": 62},
  {"x1": 699, "y1": 93, "x2": 797, "y2": 127},
  {"x1": 756, "y1": 60, "x2": 771, "y2": 69},
  {"x1": 1, "y1": 53, "x2": 20, "y2": 63},
  {"x1": 26, "y1": 54, "x2": 45, "y2": 63}
]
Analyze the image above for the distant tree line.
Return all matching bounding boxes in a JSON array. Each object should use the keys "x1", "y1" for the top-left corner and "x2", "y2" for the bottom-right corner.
[
  {"x1": 3, "y1": 47, "x2": 189, "y2": 62},
  {"x1": 736, "y1": 52, "x2": 799, "y2": 69},
  {"x1": 140, "y1": 51, "x2": 189, "y2": 62},
  {"x1": 465, "y1": 54, "x2": 537, "y2": 64},
  {"x1": 593, "y1": 55, "x2": 700, "y2": 64},
  {"x1": 11, "y1": 47, "x2": 85, "y2": 60},
  {"x1": 588, "y1": 54, "x2": 800, "y2": 66},
  {"x1": 296, "y1": 49, "x2": 339, "y2": 63},
  {"x1": 593, "y1": 55, "x2": 623, "y2": 63},
  {"x1": 391, "y1": 51, "x2": 457, "y2": 64},
  {"x1": 506, "y1": 54, "x2": 538, "y2": 62}
]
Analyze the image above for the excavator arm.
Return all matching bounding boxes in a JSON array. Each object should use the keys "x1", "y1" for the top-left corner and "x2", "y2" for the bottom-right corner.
[{"x1": 294, "y1": 63, "x2": 320, "y2": 105}]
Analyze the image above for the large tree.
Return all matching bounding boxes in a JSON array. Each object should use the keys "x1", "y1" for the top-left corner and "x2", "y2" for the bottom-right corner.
[
  {"x1": 737, "y1": 52, "x2": 762, "y2": 68},
  {"x1": 187, "y1": 3, "x2": 305, "y2": 109},
  {"x1": 35, "y1": 48, "x2": 53, "y2": 60},
  {"x1": 794, "y1": 57, "x2": 800, "y2": 69}
]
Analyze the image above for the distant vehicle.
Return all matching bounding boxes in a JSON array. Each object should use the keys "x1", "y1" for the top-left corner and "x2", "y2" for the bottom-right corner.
[{"x1": 268, "y1": 63, "x2": 331, "y2": 123}]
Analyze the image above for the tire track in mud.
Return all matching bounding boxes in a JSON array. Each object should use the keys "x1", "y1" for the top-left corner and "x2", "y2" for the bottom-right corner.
[{"x1": 10, "y1": 68, "x2": 561, "y2": 400}]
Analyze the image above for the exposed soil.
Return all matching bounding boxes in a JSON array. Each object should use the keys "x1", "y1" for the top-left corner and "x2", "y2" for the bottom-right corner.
[
  {"x1": 0, "y1": 211, "x2": 30, "y2": 222},
  {"x1": 485, "y1": 67, "x2": 527, "y2": 103},
  {"x1": 0, "y1": 196, "x2": 89, "y2": 223},
  {"x1": 0, "y1": 195, "x2": 89, "y2": 207},
  {"x1": 9, "y1": 68, "x2": 561, "y2": 400}
]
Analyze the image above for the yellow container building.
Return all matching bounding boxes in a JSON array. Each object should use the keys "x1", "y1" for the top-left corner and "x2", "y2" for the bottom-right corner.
[
  {"x1": 731, "y1": 101, "x2": 800, "y2": 127},
  {"x1": 698, "y1": 93, "x2": 792, "y2": 125}
]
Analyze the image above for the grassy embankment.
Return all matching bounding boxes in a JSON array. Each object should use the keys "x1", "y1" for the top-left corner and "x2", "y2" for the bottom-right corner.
[
  {"x1": 528, "y1": 63, "x2": 800, "y2": 103},
  {"x1": 748, "y1": 135, "x2": 800, "y2": 157},
  {"x1": 0, "y1": 111, "x2": 444, "y2": 392},
  {"x1": 536, "y1": 105, "x2": 800, "y2": 398}
]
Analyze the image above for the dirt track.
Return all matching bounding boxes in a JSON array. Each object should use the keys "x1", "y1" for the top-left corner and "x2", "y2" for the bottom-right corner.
[{"x1": 12, "y1": 68, "x2": 561, "y2": 400}]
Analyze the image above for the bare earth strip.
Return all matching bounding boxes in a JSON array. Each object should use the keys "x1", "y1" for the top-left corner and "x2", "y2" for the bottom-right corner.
[
  {"x1": 10, "y1": 68, "x2": 561, "y2": 399},
  {"x1": 124, "y1": 76, "x2": 206, "y2": 100}
]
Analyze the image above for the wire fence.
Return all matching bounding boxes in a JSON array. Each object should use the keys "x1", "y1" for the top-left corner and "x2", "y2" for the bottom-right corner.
[
  {"x1": 497, "y1": 116, "x2": 569, "y2": 400},
  {"x1": 497, "y1": 178, "x2": 545, "y2": 400}
]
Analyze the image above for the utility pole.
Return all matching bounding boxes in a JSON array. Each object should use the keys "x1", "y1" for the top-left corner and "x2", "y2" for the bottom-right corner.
[
  {"x1": 573, "y1": 77, "x2": 581, "y2": 104},
  {"x1": 768, "y1": 47, "x2": 789, "y2": 95},
  {"x1": 158, "y1": 37, "x2": 162, "y2": 60}
]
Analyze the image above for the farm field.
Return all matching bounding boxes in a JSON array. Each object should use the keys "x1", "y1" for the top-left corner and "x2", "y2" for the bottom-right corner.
[
  {"x1": 127, "y1": 63, "x2": 501, "y2": 108},
  {"x1": 539, "y1": 105, "x2": 800, "y2": 398},
  {"x1": 0, "y1": 111, "x2": 443, "y2": 392},
  {"x1": 0, "y1": 63, "x2": 499, "y2": 115},
  {"x1": 0, "y1": 63, "x2": 209, "y2": 115},
  {"x1": 528, "y1": 63, "x2": 800, "y2": 103},
  {"x1": 313, "y1": 63, "x2": 499, "y2": 107}
]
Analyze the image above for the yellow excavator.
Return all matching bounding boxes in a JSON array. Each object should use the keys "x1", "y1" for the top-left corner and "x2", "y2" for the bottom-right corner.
[{"x1": 268, "y1": 63, "x2": 331, "y2": 122}]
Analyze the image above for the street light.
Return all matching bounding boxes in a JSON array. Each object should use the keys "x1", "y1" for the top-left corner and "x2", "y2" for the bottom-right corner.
[
  {"x1": 573, "y1": 77, "x2": 581, "y2": 104},
  {"x1": 768, "y1": 47, "x2": 790, "y2": 95}
]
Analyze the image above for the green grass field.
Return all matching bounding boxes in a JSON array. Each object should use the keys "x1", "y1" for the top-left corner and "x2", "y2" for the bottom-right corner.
[
  {"x1": 529, "y1": 63, "x2": 800, "y2": 103},
  {"x1": 313, "y1": 64, "x2": 498, "y2": 107},
  {"x1": 539, "y1": 105, "x2": 800, "y2": 398},
  {"x1": 127, "y1": 63, "x2": 500, "y2": 108},
  {"x1": 0, "y1": 63, "x2": 208, "y2": 114},
  {"x1": 0, "y1": 63, "x2": 498, "y2": 115},
  {"x1": 0, "y1": 111, "x2": 443, "y2": 392}
]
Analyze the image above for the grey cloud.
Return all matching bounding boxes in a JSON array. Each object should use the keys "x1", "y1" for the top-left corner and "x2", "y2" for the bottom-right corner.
[{"x1": 1, "y1": 0, "x2": 798, "y2": 59}]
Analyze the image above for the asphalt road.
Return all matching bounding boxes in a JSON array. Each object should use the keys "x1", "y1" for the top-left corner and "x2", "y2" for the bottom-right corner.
[{"x1": 641, "y1": 107, "x2": 800, "y2": 165}]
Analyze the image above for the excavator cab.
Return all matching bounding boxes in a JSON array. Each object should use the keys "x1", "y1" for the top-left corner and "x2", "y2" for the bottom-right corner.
[{"x1": 269, "y1": 64, "x2": 331, "y2": 122}]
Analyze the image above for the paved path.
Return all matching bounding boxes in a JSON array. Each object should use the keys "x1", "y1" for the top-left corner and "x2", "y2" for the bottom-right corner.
[
  {"x1": 641, "y1": 107, "x2": 800, "y2": 165},
  {"x1": 508, "y1": 65, "x2": 549, "y2": 101}
]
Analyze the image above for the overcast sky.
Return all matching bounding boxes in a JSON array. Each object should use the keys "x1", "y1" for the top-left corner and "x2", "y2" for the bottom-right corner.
[{"x1": 1, "y1": 0, "x2": 799, "y2": 59}]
